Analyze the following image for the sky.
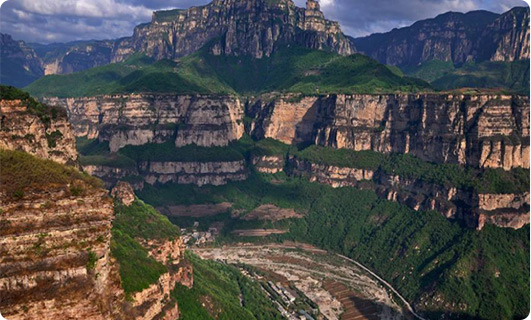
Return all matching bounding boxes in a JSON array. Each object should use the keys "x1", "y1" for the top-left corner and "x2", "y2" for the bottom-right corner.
[{"x1": 0, "y1": 0, "x2": 528, "y2": 44}]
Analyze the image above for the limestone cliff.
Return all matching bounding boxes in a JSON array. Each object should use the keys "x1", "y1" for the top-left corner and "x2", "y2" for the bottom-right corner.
[
  {"x1": 0, "y1": 153, "x2": 125, "y2": 320},
  {"x1": 289, "y1": 158, "x2": 529, "y2": 229},
  {"x1": 353, "y1": 7, "x2": 530, "y2": 67},
  {"x1": 129, "y1": 0, "x2": 354, "y2": 60},
  {"x1": 44, "y1": 94, "x2": 244, "y2": 152},
  {"x1": 0, "y1": 99, "x2": 78, "y2": 166},
  {"x1": 111, "y1": 182, "x2": 193, "y2": 320},
  {"x1": 249, "y1": 93, "x2": 530, "y2": 170},
  {"x1": 0, "y1": 33, "x2": 44, "y2": 87}
]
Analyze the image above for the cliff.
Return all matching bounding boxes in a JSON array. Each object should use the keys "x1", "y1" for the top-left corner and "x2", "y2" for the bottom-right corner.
[
  {"x1": 249, "y1": 93, "x2": 530, "y2": 170},
  {"x1": 0, "y1": 99, "x2": 78, "y2": 166},
  {"x1": 111, "y1": 182, "x2": 193, "y2": 320},
  {"x1": 129, "y1": 0, "x2": 354, "y2": 60},
  {"x1": 44, "y1": 94, "x2": 244, "y2": 152},
  {"x1": 0, "y1": 33, "x2": 44, "y2": 87},
  {"x1": 353, "y1": 7, "x2": 530, "y2": 67},
  {"x1": 0, "y1": 151, "x2": 125, "y2": 320}
]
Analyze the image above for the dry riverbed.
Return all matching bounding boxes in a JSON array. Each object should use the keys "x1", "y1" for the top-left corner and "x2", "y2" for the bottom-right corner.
[{"x1": 192, "y1": 243, "x2": 409, "y2": 320}]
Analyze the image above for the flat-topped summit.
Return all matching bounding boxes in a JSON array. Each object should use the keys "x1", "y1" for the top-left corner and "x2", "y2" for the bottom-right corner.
[{"x1": 128, "y1": 0, "x2": 355, "y2": 60}]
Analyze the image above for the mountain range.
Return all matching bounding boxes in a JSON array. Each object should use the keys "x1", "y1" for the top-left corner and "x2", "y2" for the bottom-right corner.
[{"x1": 0, "y1": 1, "x2": 529, "y2": 94}]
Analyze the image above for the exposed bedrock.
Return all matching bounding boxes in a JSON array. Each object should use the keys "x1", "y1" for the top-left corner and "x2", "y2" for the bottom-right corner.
[
  {"x1": 249, "y1": 93, "x2": 530, "y2": 170},
  {"x1": 0, "y1": 100, "x2": 78, "y2": 165},
  {"x1": 289, "y1": 157, "x2": 530, "y2": 229},
  {"x1": 44, "y1": 94, "x2": 244, "y2": 152}
]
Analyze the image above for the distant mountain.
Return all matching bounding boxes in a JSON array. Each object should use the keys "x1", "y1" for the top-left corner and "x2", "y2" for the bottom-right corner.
[
  {"x1": 353, "y1": 7, "x2": 530, "y2": 67},
  {"x1": 0, "y1": 33, "x2": 44, "y2": 87},
  {"x1": 20, "y1": 0, "x2": 355, "y2": 78}
]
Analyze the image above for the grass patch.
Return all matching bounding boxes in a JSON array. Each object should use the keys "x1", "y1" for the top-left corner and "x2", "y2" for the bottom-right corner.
[{"x1": 0, "y1": 149, "x2": 102, "y2": 199}]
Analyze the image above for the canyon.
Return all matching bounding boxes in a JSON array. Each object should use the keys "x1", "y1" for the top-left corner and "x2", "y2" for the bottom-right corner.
[{"x1": 41, "y1": 92, "x2": 530, "y2": 230}]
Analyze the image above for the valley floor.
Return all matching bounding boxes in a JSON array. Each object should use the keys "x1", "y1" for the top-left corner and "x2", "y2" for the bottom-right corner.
[{"x1": 192, "y1": 243, "x2": 412, "y2": 320}]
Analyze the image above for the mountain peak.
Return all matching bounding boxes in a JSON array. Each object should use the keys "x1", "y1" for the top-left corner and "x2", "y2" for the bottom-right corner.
[{"x1": 128, "y1": 0, "x2": 355, "y2": 60}]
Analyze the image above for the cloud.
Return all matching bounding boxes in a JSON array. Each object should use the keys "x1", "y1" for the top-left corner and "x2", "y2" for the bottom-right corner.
[{"x1": 0, "y1": 0, "x2": 528, "y2": 43}]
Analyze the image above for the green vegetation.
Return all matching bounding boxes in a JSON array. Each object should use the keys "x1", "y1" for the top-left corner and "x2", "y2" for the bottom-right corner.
[
  {"x1": 0, "y1": 149, "x2": 102, "y2": 199},
  {"x1": 26, "y1": 46, "x2": 431, "y2": 98},
  {"x1": 171, "y1": 252, "x2": 283, "y2": 320},
  {"x1": 110, "y1": 228, "x2": 167, "y2": 295},
  {"x1": 113, "y1": 199, "x2": 181, "y2": 241},
  {"x1": 403, "y1": 60, "x2": 530, "y2": 95},
  {"x1": 139, "y1": 171, "x2": 529, "y2": 320},
  {"x1": 0, "y1": 85, "x2": 67, "y2": 126},
  {"x1": 111, "y1": 197, "x2": 180, "y2": 295},
  {"x1": 294, "y1": 146, "x2": 530, "y2": 194}
]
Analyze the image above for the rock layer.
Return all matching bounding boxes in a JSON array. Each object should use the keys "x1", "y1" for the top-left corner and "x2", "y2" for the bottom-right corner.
[
  {"x1": 250, "y1": 93, "x2": 530, "y2": 170},
  {"x1": 0, "y1": 185, "x2": 125, "y2": 320},
  {"x1": 0, "y1": 100, "x2": 78, "y2": 165},
  {"x1": 44, "y1": 94, "x2": 244, "y2": 152}
]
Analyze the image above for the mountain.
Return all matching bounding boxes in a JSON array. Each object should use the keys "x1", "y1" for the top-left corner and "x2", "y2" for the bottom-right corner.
[
  {"x1": 25, "y1": 47, "x2": 430, "y2": 97},
  {"x1": 353, "y1": 7, "x2": 529, "y2": 67},
  {"x1": 19, "y1": 0, "x2": 355, "y2": 78},
  {"x1": 0, "y1": 33, "x2": 44, "y2": 87}
]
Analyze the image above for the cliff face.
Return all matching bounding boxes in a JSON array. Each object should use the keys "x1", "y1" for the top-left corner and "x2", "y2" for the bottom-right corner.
[
  {"x1": 130, "y1": 0, "x2": 354, "y2": 60},
  {"x1": 353, "y1": 7, "x2": 530, "y2": 67},
  {"x1": 289, "y1": 158, "x2": 529, "y2": 229},
  {"x1": 0, "y1": 160, "x2": 125, "y2": 319},
  {"x1": 250, "y1": 93, "x2": 530, "y2": 170},
  {"x1": 0, "y1": 100, "x2": 78, "y2": 166},
  {"x1": 0, "y1": 33, "x2": 44, "y2": 87},
  {"x1": 111, "y1": 182, "x2": 193, "y2": 320},
  {"x1": 45, "y1": 94, "x2": 244, "y2": 152}
]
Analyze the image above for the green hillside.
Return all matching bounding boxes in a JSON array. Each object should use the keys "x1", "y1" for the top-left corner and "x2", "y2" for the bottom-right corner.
[
  {"x1": 137, "y1": 171, "x2": 529, "y2": 320},
  {"x1": 26, "y1": 46, "x2": 431, "y2": 97},
  {"x1": 404, "y1": 59, "x2": 530, "y2": 94},
  {"x1": 172, "y1": 253, "x2": 283, "y2": 320}
]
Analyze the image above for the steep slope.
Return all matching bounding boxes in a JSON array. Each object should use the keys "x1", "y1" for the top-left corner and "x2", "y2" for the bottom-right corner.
[
  {"x1": 0, "y1": 86, "x2": 78, "y2": 165},
  {"x1": 26, "y1": 47, "x2": 430, "y2": 98},
  {"x1": 353, "y1": 7, "x2": 529, "y2": 67},
  {"x1": 128, "y1": 0, "x2": 355, "y2": 60},
  {"x1": 0, "y1": 34, "x2": 44, "y2": 87}
]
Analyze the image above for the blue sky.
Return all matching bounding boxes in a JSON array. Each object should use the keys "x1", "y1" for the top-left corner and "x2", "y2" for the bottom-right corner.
[{"x1": 0, "y1": 0, "x2": 528, "y2": 43}]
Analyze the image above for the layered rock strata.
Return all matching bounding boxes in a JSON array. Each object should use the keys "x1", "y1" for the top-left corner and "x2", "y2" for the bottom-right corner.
[
  {"x1": 44, "y1": 94, "x2": 244, "y2": 152},
  {"x1": 0, "y1": 183, "x2": 125, "y2": 320},
  {"x1": 111, "y1": 182, "x2": 193, "y2": 320},
  {"x1": 290, "y1": 158, "x2": 529, "y2": 229},
  {"x1": 0, "y1": 99, "x2": 78, "y2": 165},
  {"x1": 249, "y1": 93, "x2": 530, "y2": 170}
]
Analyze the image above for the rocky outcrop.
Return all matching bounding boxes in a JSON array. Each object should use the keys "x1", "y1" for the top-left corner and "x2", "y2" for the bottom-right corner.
[
  {"x1": 0, "y1": 182, "x2": 125, "y2": 320},
  {"x1": 353, "y1": 7, "x2": 529, "y2": 67},
  {"x1": 252, "y1": 155, "x2": 285, "y2": 173},
  {"x1": 0, "y1": 99, "x2": 78, "y2": 165},
  {"x1": 129, "y1": 238, "x2": 192, "y2": 320},
  {"x1": 289, "y1": 158, "x2": 529, "y2": 229},
  {"x1": 110, "y1": 181, "x2": 136, "y2": 206},
  {"x1": 130, "y1": 0, "x2": 354, "y2": 60},
  {"x1": 477, "y1": 193, "x2": 530, "y2": 230},
  {"x1": 289, "y1": 158, "x2": 374, "y2": 187},
  {"x1": 111, "y1": 182, "x2": 193, "y2": 320},
  {"x1": 250, "y1": 93, "x2": 530, "y2": 170},
  {"x1": 142, "y1": 160, "x2": 248, "y2": 187},
  {"x1": 44, "y1": 94, "x2": 244, "y2": 152}
]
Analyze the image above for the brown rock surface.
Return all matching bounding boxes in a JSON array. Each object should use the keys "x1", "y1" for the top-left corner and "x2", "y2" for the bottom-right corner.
[
  {"x1": 0, "y1": 99, "x2": 78, "y2": 165},
  {"x1": 111, "y1": 181, "x2": 136, "y2": 206}
]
